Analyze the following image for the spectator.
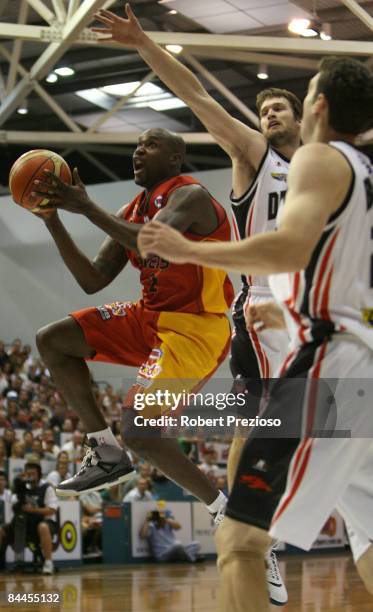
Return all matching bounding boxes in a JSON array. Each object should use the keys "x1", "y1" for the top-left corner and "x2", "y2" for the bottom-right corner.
[
  {"x1": 198, "y1": 448, "x2": 220, "y2": 481},
  {"x1": 6, "y1": 400, "x2": 19, "y2": 428},
  {"x1": 101, "y1": 483, "x2": 124, "y2": 504},
  {"x1": 42, "y1": 433, "x2": 60, "y2": 460},
  {"x1": 122, "y1": 461, "x2": 153, "y2": 496},
  {"x1": 0, "y1": 471, "x2": 11, "y2": 505},
  {"x1": 216, "y1": 475, "x2": 228, "y2": 498},
  {"x1": 18, "y1": 389, "x2": 31, "y2": 410},
  {"x1": 16, "y1": 409, "x2": 30, "y2": 430},
  {"x1": 140, "y1": 510, "x2": 201, "y2": 563},
  {"x1": 62, "y1": 418, "x2": 74, "y2": 433},
  {"x1": 0, "y1": 367, "x2": 9, "y2": 395},
  {"x1": 25, "y1": 438, "x2": 44, "y2": 462},
  {"x1": 80, "y1": 491, "x2": 103, "y2": 554},
  {"x1": 123, "y1": 478, "x2": 154, "y2": 502},
  {"x1": 0, "y1": 462, "x2": 58, "y2": 574},
  {"x1": 47, "y1": 457, "x2": 72, "y2": 488},
  {"x1": 0, "y1": 441, "x2": 7, "y2": 471},
  {"x1": 3, "y1": 428, "x2": 16, "y2": 457},
  {"x1": 10, "y1": 441, "x2": 25, "y2": 459},
  {"x1": 22, "y1": 431, "x2": 33, "y2": 454},
  {"x1": 0, "y1": 342, "x2": 10, "y2": 369},
  {"x1": 61, "y1": 431, "x2": 83, "y2": 462},
  {"x1": 0, "y1": 410, "x2": 10, "y2": 429}
]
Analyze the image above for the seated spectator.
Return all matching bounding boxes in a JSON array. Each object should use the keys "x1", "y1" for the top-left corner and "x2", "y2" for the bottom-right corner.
[
  {"x1": 216, "y1": 475, "x2": 228, "y2": 498},
  {"x1": 10, "y1": 441, "x2": 25, "y2": 459},
  {"x1": 80, "y1": 491, "x2": 102, "y2": 554},
  {"x1": 16, "y1": 409, "x2": 31, "y2": 430},
  {"x1": 0, "y1": 471, "x2": 12, "y2": 507},
  {"x1": 0, "y1": 341, "x2": 10, "y2": 369},
  {"x1": 42, "y1": 430, "x2": 60, "y2": 460},
  {"x1": 123, "y1": 478, "x2": 155, "y2": 502},
  {"x1": 6, "y1": 400, "x2": 19, "y2": 428},
  {"x1": 101, "y1": 483, "x2": 124, "y2": 504},
  {"x1": 47, "y1": 456, "x2": 72, "y2": 488},
  {"x1": 122, "y1": 461, "x2": 153, "y2": 497},
  {"x1": 61, "y1": 431, "x2": 83, "y2": 462},
  {"x1": 3, "y1": 428, "x2": 16, "y2": 457},
  {"x1": 25, "y1": 438, "x2": 44, "y2": 462},
  {"x1": 17, "y1": 389, "x2": 31, "y2": 411},
  {"x1": 22, "y1": 431, "x2": 34, "y2": 454},
  {"x1": 140, "y1": 510, "x2": 201, "y2": 563},
  {"x1": 0, "y1": 463, "x2": 58, "y2": 574},
  {"x1": 0, "y1": 410, "x2": 10, "y2": 429},
  {"x1": 198, "y1": 448, "x2": 220, "y2": 481},
  {"x1": 0, "y1": 367, "x2": 9, "y2": 396},
  {"x1": 62, "y1": 418, "x2": 74, "y2": 433},
  {"x1": 0, "y1": 440, "x2": 7, "y2": 471}
]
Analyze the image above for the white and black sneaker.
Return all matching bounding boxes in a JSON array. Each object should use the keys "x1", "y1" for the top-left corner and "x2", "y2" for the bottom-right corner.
[
  {"x1": 265, "y1": 548, "x2": 288, "y2": 606},
  {"x1": 56, "y1": 438, "x2": 136, "y2": 497}
]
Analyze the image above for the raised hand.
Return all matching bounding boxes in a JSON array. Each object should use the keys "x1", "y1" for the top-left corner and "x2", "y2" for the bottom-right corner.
[
  {"x1": 91, "y1": 3, "x2": 145, "y2": 47},
  {"x1": 31, "y1": 168, "x2": 93, "y2": 215},
  {"x1": 138, "y1": 221, "x2": 194, "y2": 264}
]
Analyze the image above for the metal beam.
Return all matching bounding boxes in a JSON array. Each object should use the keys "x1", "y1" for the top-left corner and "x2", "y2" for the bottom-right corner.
[
  {"x1": 51, "y1": 0, "x2": 67, "y2": 24},
  {"x1": 88, "y1": 71, "x2": 155, "y2": 132},
  {"x1": 0, "y1": 25, "x2": 372, "y2": 58},
  {"x1": 0, "y1": 43, "x2": 82, "y2": 133},
  {"x1": 183, "y1": 53, "x2": 259, "y2": 128},
  {"x1": 0, "y1": 131, "x2": 214, "y2": 145},
  {"x1": 0, "y1": 67, "x2": 5, "y2": 102},
  {"x1": 25, "y1": 0, "x2": 56, "y2": 25},
  {"x1": 340, "y1": 0, "x2": 373, "y2": 33},
  {"x1": 6, "y1": 1, "x2": 29, "y2": 97},
  {"x1": 0, "y1": 0, "x2": 107, "y2": 127},
  {"x1": 67, "y1": 0, "x2": 80, "y2": 21},
  {"x1": 80, "y1": 150, "x2": 121, "y2": 180},
  {"x1": 188, "y1": 47, "x2": 318, "y2": 71}
]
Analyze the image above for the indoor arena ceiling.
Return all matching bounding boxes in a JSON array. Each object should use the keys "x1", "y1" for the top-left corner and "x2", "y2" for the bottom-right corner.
[{"x1": 0, "y1": 0, "x2": 372, "y2": 187}]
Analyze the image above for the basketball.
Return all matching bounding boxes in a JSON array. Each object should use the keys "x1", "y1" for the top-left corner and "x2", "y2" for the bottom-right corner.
[{"x1": 9, "y1": 149, "x2": 72, "y2": 215}]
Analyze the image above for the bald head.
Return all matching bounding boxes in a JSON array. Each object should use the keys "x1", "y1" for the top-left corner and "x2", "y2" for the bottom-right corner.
[
  {"x1": 141, "y1": 128, "x2": 186, "y2": 170},
  {"x1": 133, "y1": 128, "x2": 187, "y2": 188}
]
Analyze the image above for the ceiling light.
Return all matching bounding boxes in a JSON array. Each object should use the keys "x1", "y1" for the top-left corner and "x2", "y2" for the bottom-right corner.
[
  {"x1": 17, "y1": 101, "x2": 28, "y2": 115},
  {"x1": 102, "y1": 82, "x2": 163, "y2": 97},
  {"x1": 168, "y1": 10, "x2": 177, "y2": 15},
  {"x1": 54, "y1": 66, "x2": 75, "y2": 77},
  {"x1": 288, "y1": 18, "x2": 311, "y2": 35},
  {"x1": 165, "y1": 44, "x2": 183, "y2": 54},
  {"x1": 302, "y1": 22, "x2": 319, "y2": 37},
  {"x1": 320, "y1": 22, "x2": 332, "y2": 40},
  {"x1": 149, "y1": 97, "x2": 186, "y2": 111},
  {"x1": 257, "y1": 63, "x2": 269, "y2": 80},
  {"x1": 46, "y1": 72, "x2": 58, "y2": 83}
]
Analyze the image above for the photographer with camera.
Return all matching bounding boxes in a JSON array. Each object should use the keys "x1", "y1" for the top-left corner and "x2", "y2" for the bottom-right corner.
[
  {"x1": 0, "y1": 462, "x2": 58, "y2": 574},
  {"x1": 140, "y1": 509, "x2": 201, "y2": 563}
]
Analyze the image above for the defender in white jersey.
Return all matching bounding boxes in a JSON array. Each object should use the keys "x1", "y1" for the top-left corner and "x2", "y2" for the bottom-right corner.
[
  {"x1": 94, "y1": 6, "x2": 301, "y2": 606},
  {"x1": 138, "y1": 57, "x2": 373, "y2": 611}
]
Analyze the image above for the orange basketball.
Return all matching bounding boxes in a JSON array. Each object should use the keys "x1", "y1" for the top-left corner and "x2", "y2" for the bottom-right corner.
[{"x1": 9, "y1": 149, "x2": 72, "y2": 216}]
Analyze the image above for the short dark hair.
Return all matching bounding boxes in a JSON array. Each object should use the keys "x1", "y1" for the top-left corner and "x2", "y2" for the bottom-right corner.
[
  {"x1": 316, "y1": 56, "x2": 373, "y2": 134},
  {"x1": 25, "y1": 462, "x2": 42, "y2": 478},
  {"x1": 256, "y1": 88, "x2": 302, "y2": 121}
]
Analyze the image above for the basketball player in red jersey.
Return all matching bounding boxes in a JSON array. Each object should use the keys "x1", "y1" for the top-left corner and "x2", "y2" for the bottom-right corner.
[
  {"x1": 139, "y1": 58, "x2": 373, "y2": 611},
  {"x1": 32, "y1": 127, "x2": 233, "y2": 522},
  {"x1": 92, "y1": 5, "x2": 299, "y2": 604}
]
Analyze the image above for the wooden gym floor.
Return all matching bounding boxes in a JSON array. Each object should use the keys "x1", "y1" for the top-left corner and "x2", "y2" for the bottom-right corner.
[{"x1": 0, "y1": 553, "x2": 372, "y2": 611}]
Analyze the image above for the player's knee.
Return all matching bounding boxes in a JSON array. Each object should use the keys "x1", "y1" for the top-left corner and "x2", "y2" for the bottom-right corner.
[
  {"x1": 36, "y1": 323, "x2": 59, "y2": 356},
  {"x1": 37, "y1": 521, "x2": 48, "y2": 534},
  {"x1": 215, "y1": 517, "x2": 270, "y2": 570}
]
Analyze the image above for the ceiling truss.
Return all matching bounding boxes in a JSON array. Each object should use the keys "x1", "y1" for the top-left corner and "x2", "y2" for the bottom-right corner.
[{"x1": 0, "y1": 0, "x2": 372, "y2": 179}]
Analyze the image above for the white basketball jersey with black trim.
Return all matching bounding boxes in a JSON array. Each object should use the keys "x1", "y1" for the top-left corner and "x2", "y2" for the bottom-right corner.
[
  {"x1": 270, "y1": 142, "x2": 373, "y2": 350},
  {"x1": 231, "y1": 146, "x2": 289, "y2": 298}
]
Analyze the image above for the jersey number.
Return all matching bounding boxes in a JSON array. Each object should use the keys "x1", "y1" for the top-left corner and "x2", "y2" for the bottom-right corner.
[{"x1": 268, "y1": 190, "x2": 287, "y2": 221}]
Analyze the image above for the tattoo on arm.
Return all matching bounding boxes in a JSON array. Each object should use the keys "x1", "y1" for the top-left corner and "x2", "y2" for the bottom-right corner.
[{"x1": 93, "y1": 237, "x2": 128, "y2": 282}]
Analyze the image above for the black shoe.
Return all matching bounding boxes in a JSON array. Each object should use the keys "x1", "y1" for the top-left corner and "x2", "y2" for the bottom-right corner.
[{"x1": 56, "y1": 438, "x2": 136, "y2": 496}]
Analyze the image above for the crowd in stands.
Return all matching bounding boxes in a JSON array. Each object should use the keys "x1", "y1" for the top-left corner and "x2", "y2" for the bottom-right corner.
[{"x1": 0, "y1": 337, "x2": 229, "y2": 566}]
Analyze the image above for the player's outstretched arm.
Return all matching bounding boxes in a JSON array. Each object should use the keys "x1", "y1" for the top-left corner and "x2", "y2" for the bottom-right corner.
[
  {"x1": 92, "y1": 4, "x2": 266, "y2": 168},
  {"x1": 138, "y1": 144, "x2": 353, "y2": 274}
]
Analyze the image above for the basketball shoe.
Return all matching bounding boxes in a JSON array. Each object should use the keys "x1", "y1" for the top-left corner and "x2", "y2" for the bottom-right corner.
[
  {"x1": 265, "y1": 548, "x2": 288, "y2": 606},
  {"x1": 56, "y1": 438, "x2": 135, "y2": 496}
]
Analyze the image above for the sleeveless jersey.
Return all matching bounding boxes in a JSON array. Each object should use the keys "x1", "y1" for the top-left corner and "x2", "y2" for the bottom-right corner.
[
  {"x1": 269, "y1": 142, "x2": 373, "y2": 350},
  {"x1": 123, "y1": 175, "x2": 234, "y2": 314},
  {"x1": 230, "y1": 146, "x2": 289, "y2": 325}
]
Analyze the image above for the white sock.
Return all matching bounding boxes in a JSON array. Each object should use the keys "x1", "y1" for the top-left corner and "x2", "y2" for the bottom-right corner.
[
  {"x1": 87, "y1": 427, "x2": 121, "y2": 448},
  {"x1": 207, "y1": 490, "x2": 227, "y2": 514}
]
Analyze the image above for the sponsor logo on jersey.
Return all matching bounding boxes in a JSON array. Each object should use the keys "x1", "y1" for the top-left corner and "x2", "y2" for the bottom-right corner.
[
  {"x1": 362, "y1": 308, "x2": 373, "y2": 326},
  {"x1": 154, "y1": 195, "x2": 163, "y2": 208},
  {"x1": 103, "y1": 301, "x2": 131, "y2": 317},
  {"x1": 97, "y1": 306, "x2": 111, "y2": 320},
  {"x1": 137, "y1": 348, "x2": 163, "y2": 382},
  {"x1": 271, "y1": 172, "x2": 287, "y2": 182},
  {"x1": 239, "y1": 474, "x2": 272, "y2": 492}
]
